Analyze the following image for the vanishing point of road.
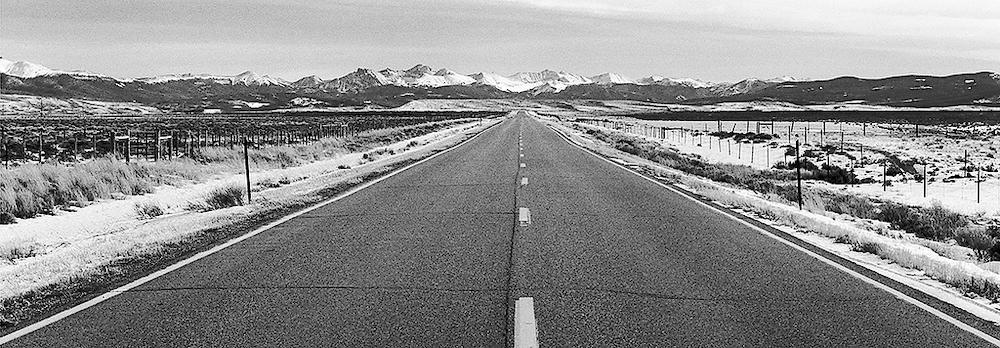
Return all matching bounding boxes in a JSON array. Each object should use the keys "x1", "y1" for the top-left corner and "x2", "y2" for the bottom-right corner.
[{"x1": 2, "y1": 111, "x2": 996, "y2": 347}]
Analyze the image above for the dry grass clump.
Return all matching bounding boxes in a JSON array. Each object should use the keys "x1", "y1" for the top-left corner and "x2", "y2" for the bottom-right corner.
[
  {"x1": 0, "y1": 158, "x2": 156, "y2": 219},
  {"x1": 203, "y1": 185, "x2": 246, "y2": 211},
  {"x1": 0, "y1": 212, "x2": 15, "y2": 225},
  {"x1": 134, "y1": 200, "x2": 165, "y2": 220}
]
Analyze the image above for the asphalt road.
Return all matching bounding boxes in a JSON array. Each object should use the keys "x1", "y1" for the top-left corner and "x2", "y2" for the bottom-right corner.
[{"x1": 4, "y1": 112, "x2": 995, "y2": 347}]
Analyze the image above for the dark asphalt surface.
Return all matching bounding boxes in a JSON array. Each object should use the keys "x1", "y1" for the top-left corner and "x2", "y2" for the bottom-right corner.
[{"x1": 5, "y1": 112, "x2": 995, "y2": 347}]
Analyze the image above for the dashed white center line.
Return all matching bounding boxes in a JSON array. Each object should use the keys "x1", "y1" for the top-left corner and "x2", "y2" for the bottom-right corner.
[
  {"x1": 520, "y1": 163, "x2": 526, "y2": 168},
  {"x1": 520, "y1": 153, "x2": 524, "y2": 157},
  {"x1": 514, "y1": 297, "x2": 539, "y2": 348},
  {"x1": 518, "y1": 207, "x2": 531, "y2": 226},
  {"x1": 521, "y1": 177, "x2": 528, "y2": 186}
]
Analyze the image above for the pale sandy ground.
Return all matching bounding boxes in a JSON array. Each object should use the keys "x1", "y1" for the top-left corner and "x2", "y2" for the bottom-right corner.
[
  {"x1": 0, "y1": 119, "x2": 498, "y2": 301},
  {"x1": 545, "y1": 115, "x2": 1000, "y2": 323}
]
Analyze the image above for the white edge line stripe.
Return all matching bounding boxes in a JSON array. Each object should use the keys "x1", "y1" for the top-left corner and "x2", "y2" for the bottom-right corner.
[
  {"x1": 514, "y1": 297, "x2": 539, "y2": 348},
  {"x1": 0, "y1": 119, "x2": 504, "y2": 345},
  {"x1": 547, "y1": 120, "x2": 1000, "y2": 347}
]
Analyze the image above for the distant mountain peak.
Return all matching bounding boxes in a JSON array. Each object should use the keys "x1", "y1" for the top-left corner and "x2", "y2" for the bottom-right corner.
[
  {"x1": 507, "y1": 70, "x2": 592, "y2": 86},
  {"x1": 231, "y1": 70, "x2": 288, "y2": 86},
  {"x1": 435, "y1": 68, "x2": 459, "y2": 76},
  {"x1": 292, "y1": 75, "x2": 325, "y2": 88},
  {"x1": 637, "y1": 75, "x2": 714, "y2": 89},
  {"x1": 0, "y1": 58, "x2": 56, "y2": 78},
  {"x1": 591, "y1": 72, "x2": 634, "y2": 84},
  {"x1": 405, "y1": 64, "x2": 433, "y2": 76}
]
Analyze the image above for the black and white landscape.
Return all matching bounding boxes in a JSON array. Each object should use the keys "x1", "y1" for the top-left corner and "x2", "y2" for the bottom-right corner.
[{"x1": 3, "y1": 1, "x2": 1000, "y2": 347}]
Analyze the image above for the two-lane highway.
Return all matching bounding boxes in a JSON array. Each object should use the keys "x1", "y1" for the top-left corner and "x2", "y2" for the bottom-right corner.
[{"x1": 3, "y1": 112, "x2": 996, "y2": 347}]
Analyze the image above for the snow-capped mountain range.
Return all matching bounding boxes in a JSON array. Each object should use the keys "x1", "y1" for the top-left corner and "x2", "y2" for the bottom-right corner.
[
  {"x1": 135, "y1": 71, "x2": 289, "y2": 86},
  {"x1": 3, "y1": 57, "x2": 998, "y2": 111},
  {"x1": 2, "y1": 57, "x2": 787, "y2": 94}
]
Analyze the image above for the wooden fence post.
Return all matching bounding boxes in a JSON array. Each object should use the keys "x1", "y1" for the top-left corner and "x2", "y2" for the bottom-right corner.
[
  {"x1": 38, "y1": 132, "x2": 43, "y2": 164},
  {"x1": 126, "y1": 129, "x2": 131, "y2": 163},
  {"x1": 169, "y1": 130, "x2": 175, "y2": 160},
  {"x1": 243, "y1": 137, "x2": 251, "y2": 203},
  {"x1": 923, "y1": 160, "x2": 927, "y2": 198},
  {"x1": 883, "y1": 160, "x2": 887, "y2": 191},
  {"x1": 1, "y1": 131, "x2": 6, "y2": 169},
  {"x1": 796, "y1": 140, "x2": 803, "y2": 210}
]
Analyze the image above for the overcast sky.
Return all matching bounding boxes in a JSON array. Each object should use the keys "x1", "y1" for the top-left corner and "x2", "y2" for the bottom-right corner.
[{"x1": 3, "y1": 0, "x2": 998, "y2": 82}]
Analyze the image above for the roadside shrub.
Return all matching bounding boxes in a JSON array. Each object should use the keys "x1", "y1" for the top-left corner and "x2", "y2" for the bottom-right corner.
[
  {"x1": 822, "y1": 193, "x2": 877, "y2": 219},
  {"x1": 134, "y1": 201, "x2": 165, "y2": 220},
  {"x1": 708, "y1": 131, "x2": 774, "y2": 143},
  {"x1": 256, "y1": 178, "x2": 281, "y2": 189},
  {"x1": 961, "y1": 277, "x2": 1000, "y2": 302},
  {"x1": 773, "y1": 159, "x2": 819, "y2": 171},
  {"x1": 851, "y1": 241, "x2": 881, "y2": 255},
  {"x1": 204, "y1": 185, "x2": 246, "y2": 210},
  {"x1": 954, "y1": 227, "x2": 996, "y2": 261},
  {"x1": 812, "y1": 163, "x2": 858, "y2": 185},
  {"x1": 0, "y1": 212, "x2": 16, "y2": 225},
  {"x1": 986, "y1": 225, "x2": 1000, "y2": 239},
  {"x1": 990, "y1": 242, "x2": 1000, "y2": 262},
  {"x1": 337, "y1": 164, "x2": 351, "y2": 170},
  {"x1": 885, "y1": 165, "x2": 903, "y2": 176},
  {"x1": 877, "y1": 202, "x2": 967, "y2": 241}
]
